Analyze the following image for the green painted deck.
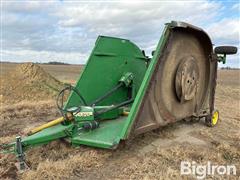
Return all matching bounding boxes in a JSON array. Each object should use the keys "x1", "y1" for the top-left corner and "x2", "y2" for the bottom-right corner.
[{"x1": 72, "y1": 117, "x2": 127, "y2": 149}]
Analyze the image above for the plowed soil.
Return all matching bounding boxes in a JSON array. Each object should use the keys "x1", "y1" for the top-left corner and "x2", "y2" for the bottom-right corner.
[
  {"x1": 0, "y1": 63, "x2": 239, "y2": 180},
  {"x1": 0, "y1": 63, "x2": 64, "y2": 104}
]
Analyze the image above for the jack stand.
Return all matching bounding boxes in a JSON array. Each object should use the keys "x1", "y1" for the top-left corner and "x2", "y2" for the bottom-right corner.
[{"x1": 15, "y1": 136, "x2": 29, "y2": 171}]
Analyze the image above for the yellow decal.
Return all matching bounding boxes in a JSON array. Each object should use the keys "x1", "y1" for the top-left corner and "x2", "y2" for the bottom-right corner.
[{"x1": 75, "y1": 112, "x2": 93, "y2": 117}]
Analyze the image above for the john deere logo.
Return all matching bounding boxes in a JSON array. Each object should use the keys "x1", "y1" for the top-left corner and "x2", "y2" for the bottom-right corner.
[{"x1": 75, "y1": 112, "x2": 93, "y2": 117}]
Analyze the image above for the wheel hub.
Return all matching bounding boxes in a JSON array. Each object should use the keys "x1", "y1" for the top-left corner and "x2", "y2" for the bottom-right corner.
[{"x1": 175, "y1": 57, "x2": 199, "y2": 102}]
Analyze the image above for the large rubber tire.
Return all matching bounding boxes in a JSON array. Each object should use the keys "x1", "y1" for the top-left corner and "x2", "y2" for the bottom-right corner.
[{"x1": 214, "y1": 46, "x2": 237, "y2": 55}]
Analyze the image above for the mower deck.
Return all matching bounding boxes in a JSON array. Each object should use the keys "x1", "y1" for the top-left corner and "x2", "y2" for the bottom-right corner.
[
  {"x1": 72, "y1": 117, "x2": 127, "y2": 149},
  {"x1": 2, "y1": 21, "x2": 237, "y2": 170}
]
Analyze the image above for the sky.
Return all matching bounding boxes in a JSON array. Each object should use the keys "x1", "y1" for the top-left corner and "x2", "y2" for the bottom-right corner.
[{"x1": 1, "y1": 0, "x2": 240, "y2": 67}]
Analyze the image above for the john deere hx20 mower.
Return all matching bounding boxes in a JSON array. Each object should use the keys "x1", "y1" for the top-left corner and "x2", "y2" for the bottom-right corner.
[{"x1": 1, "y1": 21, "x2": 237, "y2": 170}]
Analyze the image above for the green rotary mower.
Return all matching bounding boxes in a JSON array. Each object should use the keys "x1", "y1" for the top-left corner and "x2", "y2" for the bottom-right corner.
[{"x1": 1, "y1": 21, "x2": 237, "y2": 170}]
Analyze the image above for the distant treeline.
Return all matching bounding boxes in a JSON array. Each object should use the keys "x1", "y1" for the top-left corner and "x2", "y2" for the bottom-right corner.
[
  {"x1": 42, "y1": 61, "x2": 70, "y2": 65},
  {"x1": 220, "y1": 67, "x2": 239, "y2": 70},
  {"x1": 1, "y1": 61, "x2": 71, "y2": 65}
]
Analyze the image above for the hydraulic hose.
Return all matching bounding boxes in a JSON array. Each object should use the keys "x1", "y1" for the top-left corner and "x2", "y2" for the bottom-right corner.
[
  {"x1": 56, "y1": 85, "x2": 87, "y2": 116},
  {"x1": 94, "y1": 86, "x2": 135, "y2": 117},
  {"x1": 90, "y1": 82, "x2": 124, "y2": 106}
]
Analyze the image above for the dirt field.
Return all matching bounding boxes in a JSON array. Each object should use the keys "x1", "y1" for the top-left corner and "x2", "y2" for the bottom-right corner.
[
  {"x1": 0, "y1": 62, "x2": 83, "y2": 84},
  {"x1": 0, "y1": 63, "x2": 239, "y2": 180}
]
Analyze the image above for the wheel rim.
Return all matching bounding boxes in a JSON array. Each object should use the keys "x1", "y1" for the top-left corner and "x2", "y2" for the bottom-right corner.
[{"x1": 212, "y1": 111, "x2": 219, "y2": 125}]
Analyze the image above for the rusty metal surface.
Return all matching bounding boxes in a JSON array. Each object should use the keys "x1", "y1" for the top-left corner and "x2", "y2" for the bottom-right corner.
[
  {"x1": 132, "y1": 26, "x2": 216, "y2": 136},
  {"x1": 175, "y1": 57, "x2": 199, "y2": 102}
]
